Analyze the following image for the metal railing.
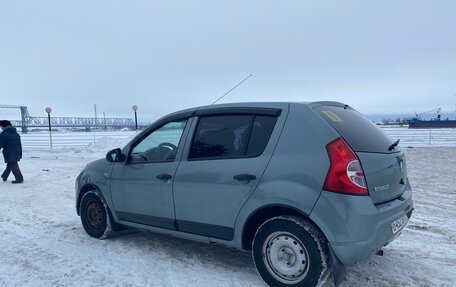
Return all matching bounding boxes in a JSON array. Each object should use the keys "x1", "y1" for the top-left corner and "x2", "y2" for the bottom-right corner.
[
  {"x1": 13, "y1": 117, "x2": 135, "y2": 128},
  {"x1": 380, "y1": 127, "x2": 456, "y2": 147},
  {"x1": 20, "y1": 131, "x2": 137, "y2": 148}
]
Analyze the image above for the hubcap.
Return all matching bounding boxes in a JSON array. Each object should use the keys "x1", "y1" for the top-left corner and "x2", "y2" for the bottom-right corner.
[
  {"x1": 86, "y1": 200, "x2": 103, "y2": 231},
  {"x1": 279, "y1": 247, "x2": 295, "y2": 265},
  {"x1": 262, "y1": 231, "x2": 310, "y2": 284}
]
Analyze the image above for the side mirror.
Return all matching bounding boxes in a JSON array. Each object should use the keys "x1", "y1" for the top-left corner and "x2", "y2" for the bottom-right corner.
[{"x1": 106, "y1": 148, "x2": 126, "y2": 162}]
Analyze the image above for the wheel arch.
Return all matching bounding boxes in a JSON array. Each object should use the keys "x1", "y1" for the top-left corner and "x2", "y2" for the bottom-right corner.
[
  {"x1": 76, "y1": 183, "x2": 101, "y2": 216},
  {"x1": 241, "y1": 204, "x2": 326, "y2": 251}
]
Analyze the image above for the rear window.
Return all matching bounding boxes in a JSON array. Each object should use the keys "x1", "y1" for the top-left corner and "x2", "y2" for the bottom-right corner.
[
  {"x1": 247, "y1": 116, "x2": 277, "y2": 155},
  {"x1": 315, "y1": 106, "x2": 394, "y2": 153},
  {"x1": 189, "y1": 115, "x2": 277, "y2": 160},
  {"x1": 189, "y1": 115, "x2": 251, "y2": 159}
]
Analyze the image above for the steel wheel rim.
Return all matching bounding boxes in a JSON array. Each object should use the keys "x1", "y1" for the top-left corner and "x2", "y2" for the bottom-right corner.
[
  {"x1": 85, "y1": 200, "x2": 103, "y2": 232},
  {"x1": 262, "y1": 231, "x2": 310, "y2": 284}
]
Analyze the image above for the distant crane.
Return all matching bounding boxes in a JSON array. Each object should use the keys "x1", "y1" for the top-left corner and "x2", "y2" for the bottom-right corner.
[{"x1": 414, "y1": 108, "x2": 442, "y2": 120}]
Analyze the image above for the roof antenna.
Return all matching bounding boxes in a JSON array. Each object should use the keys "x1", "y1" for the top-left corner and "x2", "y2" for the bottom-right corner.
[{"x1": 211, "y1": 74, "x2": 253, "y2": 105}]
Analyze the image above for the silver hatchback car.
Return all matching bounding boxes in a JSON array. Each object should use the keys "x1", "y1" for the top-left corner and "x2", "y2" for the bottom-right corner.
[{"x1": 76, "y1": 101, "x2": 413, "y2": 287}]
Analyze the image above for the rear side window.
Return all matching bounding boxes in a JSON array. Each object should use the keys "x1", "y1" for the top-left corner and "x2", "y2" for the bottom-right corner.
[
  {"x1": 315, "y1": 106, "x2": 394, "y2": 153},
  {"x1": 247, "y1": 116, "x2": 277, "y2": 155},
  {"x1": 189, "y1": 115, "x2": 277, "y2": 160}
]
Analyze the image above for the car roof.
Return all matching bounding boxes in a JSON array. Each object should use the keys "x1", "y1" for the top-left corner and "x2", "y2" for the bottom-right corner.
[{"x1": 152, "y1": 101, "x2": 349, "y2": 129}]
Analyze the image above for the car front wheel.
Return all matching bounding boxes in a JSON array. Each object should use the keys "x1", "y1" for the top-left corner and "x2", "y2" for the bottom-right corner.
[
  {"x1": 252, "y1": 216, "x2": 330, "y2": 287},
  {"x1": 80, "y1": 190, "x2": 113, "y2": 239}
]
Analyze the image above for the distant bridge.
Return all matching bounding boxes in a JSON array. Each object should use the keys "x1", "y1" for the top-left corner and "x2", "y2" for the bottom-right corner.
[{"x1": 1, "y1": 105, "x2": 137, "y2": 133}]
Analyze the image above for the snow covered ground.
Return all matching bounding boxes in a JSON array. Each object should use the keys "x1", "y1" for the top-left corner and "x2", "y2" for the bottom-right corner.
[{"x1": 0, "y1": 136, "x2": 455, "y2": 286}]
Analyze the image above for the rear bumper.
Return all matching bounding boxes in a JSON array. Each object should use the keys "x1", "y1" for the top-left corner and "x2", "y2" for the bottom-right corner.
[{"x1": 310, "y1": 182, "x2": 413, "y2": 265}]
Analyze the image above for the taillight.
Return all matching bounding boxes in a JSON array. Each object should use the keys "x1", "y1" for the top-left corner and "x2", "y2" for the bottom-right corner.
[{"x1": 323, "y1": 138, "x2": 368, "y2": 196}]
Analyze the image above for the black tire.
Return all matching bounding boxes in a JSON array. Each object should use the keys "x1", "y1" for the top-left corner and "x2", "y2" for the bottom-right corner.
[
  {"x1": 80, "y1": 190, "x2": 113, "y2": 239},
  {"x1": 252, "y1": 216, "x2": 330, "y2": 287}
]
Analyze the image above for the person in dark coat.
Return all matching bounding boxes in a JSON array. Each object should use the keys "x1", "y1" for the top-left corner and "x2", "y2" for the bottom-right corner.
[{"x1": 0, "y1": 120, "x2": 24, "y2": 183}]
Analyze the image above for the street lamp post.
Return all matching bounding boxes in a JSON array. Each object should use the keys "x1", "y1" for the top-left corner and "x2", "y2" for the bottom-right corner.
[
  {"x1": 45, "y1": 107, "x2": 53, "y2": 149},
  {"x1": 132, "y1": 105, "x2": 138, "y2": 130}
]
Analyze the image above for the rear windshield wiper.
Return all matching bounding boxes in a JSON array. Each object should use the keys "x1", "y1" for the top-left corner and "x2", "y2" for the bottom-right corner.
[{"x1": 388, "y1": 139, "x2": 400, "y2": 151}]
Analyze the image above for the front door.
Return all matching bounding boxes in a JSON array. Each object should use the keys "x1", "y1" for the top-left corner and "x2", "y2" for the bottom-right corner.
[{"x1": 110, "y1": 119, "x2": 188, "y2": 230}]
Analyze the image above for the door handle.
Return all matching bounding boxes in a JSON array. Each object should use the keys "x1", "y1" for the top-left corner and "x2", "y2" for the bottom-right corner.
[
  {"x1": 233, "y1": 174, "x2": 256, "y2": 181},
  {"x1": 156, "y1": 174, "x2": 172, "y2": 181}
]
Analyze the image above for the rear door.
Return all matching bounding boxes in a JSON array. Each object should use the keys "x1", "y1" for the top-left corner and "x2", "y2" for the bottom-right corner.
[
  {"x1": 173, "y1": 107, "x2": 285, "y2": 240},
  {"x1": 314, "y1": 104, "x2": 407, "y2": 204}
]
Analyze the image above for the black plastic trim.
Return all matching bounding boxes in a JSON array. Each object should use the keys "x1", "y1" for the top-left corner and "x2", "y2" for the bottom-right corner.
[
  {"x1": 116, "y1": 212, "x2": 234, "y2": 240},
  {"x1": 196, "y1": 107, "x2": 282, "y2": 117},
  {"x1": 116, "y1": 212, "x2": 176, "y2": 230},
  {"x1": 151, "y1": 110, "x2": 197, "y2": 130},
  {"x1": 177, "y1": 220, "x2": 234, "y2": 240}
]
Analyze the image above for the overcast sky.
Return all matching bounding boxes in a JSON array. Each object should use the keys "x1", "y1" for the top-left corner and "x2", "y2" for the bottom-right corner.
[{"x1": 1, "y1": 0, "x2": 455, "y2": 122}]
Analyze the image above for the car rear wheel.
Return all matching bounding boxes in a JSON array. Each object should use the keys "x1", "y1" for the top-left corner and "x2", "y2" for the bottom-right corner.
[
  {"x1": 80, "y1": 190, "x2": 113, "y2": 239},
  {"x1": 252, "y1": 216, "x2": 330, "y2": 287}
]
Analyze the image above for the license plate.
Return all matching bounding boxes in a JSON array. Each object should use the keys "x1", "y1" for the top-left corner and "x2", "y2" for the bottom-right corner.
[{"x1": 391, "y1": 214, "x2": 409, "y2": 234}]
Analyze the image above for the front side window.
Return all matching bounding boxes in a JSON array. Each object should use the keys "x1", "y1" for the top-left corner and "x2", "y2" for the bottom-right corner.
[
  {"x1": 189, "y1": 115, "x2": 277, "y2": 160},
  {"x1": 130, "y1": 120, "x2": 187, "y2": 163}
]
